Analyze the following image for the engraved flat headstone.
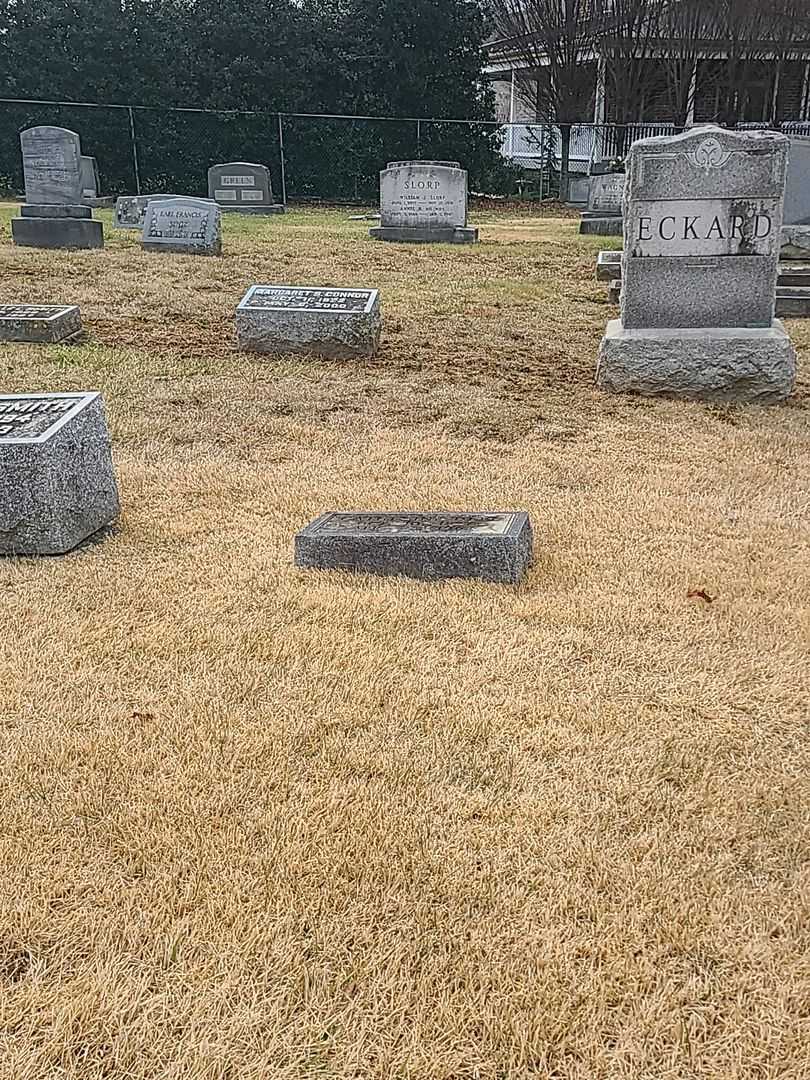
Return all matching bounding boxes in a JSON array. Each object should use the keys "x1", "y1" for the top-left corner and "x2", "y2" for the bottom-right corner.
[
  {"x1": 0, "y1": 392, "x2": 119, "y2": 555},
  {"x1": 597, "y1": 126, "x2": 796, "y2": 403},
  {"x1": 207, "y1": 162, "x2": 285, "y2": 214},
  {"x1": 295, "y1": 511, "x2": 533, "y2": 584},
  {"x1": 113, "y1": 194, "x2": 179, "y2": 230},
  {"x1": 0, "y1": 304, "x2": 81, "y2": 343},
  {"x1": 236, "y1": 285, "x2": 381, "y2": 359},
  {"x1": 370, "y1": 161, "x2": 477, "y2": 244},
  {"x1": 141, "y1": 197, "x2": 221, "y2": 255},
  {"x1": 21, "y1": 126, "x2": 83, "y2": 205}
]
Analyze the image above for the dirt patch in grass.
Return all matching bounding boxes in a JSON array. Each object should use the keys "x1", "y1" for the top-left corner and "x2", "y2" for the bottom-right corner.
[{"x1": 0, "y1": 207, "x2": 808, "y2": 1078}]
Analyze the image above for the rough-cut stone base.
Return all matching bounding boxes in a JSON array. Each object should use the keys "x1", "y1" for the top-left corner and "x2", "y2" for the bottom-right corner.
[
  {"x1": 236, "y1": 307, "x2": 381, "y2": 360},
  {"x1": 0, "y1": 394, "x2": 119, "y2": 555},
  {"x1": 20, "y1": 204, "x2": 92, "y2": 219},
  {"x1": 12, "y1": 216, "x2": 104, "y2": 250},
  {"x1": 597, "y1": 319, "x2": 796, "y2": 404},
  {"x1": 0, "y1": 305, "x2": 82, "y2": 343},
  {"x1": 776, "y1": 287, "x2": 810, "y2": 318},
  {"x1": 369, "y1": 225, "x2": 478, "y2": 244},
  {"x1": 781, "y1": 225, "x2": 810, "y2": 260},
  {"x1": 580, "y1": 216, "x2": 623, "y2": 236},
  {"x1": 219, "y1": 204, "x2": 286, "y2": 215},
  {"x1": 295, "y1": 511, "x2": 533, "y2": 584}
]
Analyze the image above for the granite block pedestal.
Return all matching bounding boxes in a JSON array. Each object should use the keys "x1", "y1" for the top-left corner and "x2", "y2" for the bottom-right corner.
[
  {"x1": 11, "y1": 215, "x2": 103, "y2": 249},
  {"x1": 0, "y1": 392, "x2": 119, "y2": 555},
  {"x1": 369, "y1": 224, "x2": 477, "y2": 244},
  {"x1": 237, "y1": 286, "x2": 380, "y2": 359}
]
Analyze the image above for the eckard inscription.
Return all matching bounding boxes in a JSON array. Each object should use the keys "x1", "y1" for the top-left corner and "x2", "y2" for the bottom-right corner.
[{"x1": 630, "y1": 197, "x2": 780, "y2": 258}]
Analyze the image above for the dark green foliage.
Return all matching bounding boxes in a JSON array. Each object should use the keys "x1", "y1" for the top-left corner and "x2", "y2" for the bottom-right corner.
[{"x1": 0, "y1": 0, "x2": 514, "y2": 199}]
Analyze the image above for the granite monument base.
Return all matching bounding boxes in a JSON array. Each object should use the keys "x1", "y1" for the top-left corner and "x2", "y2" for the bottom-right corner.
[
  {"x1": 776, "y1": 288, "x2": 810, "y2": 318},
  {"x1": 20, "y1": 204, "x2": 91, "y2": 219},
  {"x1": 0, "y1": 392, "x2": 119, "y2": 555},
  {"x1": 369, "y1": 225, "x2": 478, "y2": 244},
  {"x1": 295, "y1": 511, "x2": 533, "y2": 584},
  {"x1": 12, "y1": 215, "x2": 103, "y2": 250},
  {"x1": 219, "y1": 204, "x2": 286, "y2": 215},
  {"x1": 597, "y1": 320, "x2": 796, "y2": 404}
]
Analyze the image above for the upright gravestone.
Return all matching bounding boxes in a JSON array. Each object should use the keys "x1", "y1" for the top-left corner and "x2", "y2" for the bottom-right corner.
[
  {"x1": 12, "y1": 127, "x2": 103, "y2": 250},
  {"x1": 236, "y1": 285, "x2": 380, "y2": 359},
  {"x1": 0, "y1": 392, "x2": 119, "y2": 555},
  {"x1": 370, "y1": 161, "x2": 477, "y2": 244},
  {"x1": 207, "y1": 162, "x2": 285, "y2": 214},
  {"x1": 580, "y1": 171, "x2": 625, "y2": 236},
  {"x1": 79, "y1": 155, "x2": 113, "y2": 209},
  {"x1": 141, "y1": 197, "x2": 221, "y2": 255},
  {"x1": 597, "y1": 126, "x2": 796, "y2": 403},
  {"x1": 781, "y1": 135, "x2": 810, "y2": 258}
]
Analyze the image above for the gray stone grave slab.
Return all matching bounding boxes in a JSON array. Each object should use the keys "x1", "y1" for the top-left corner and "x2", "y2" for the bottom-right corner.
[
  {"x1": 21, "y1": 204, "x2": 91, "y2": 219},
  {"x1": 775, "y1": 287, "x2": 810, "y2": 318},
  {"x1": 580, "y1": 172, "x2": 625, "y2": 235},
  {"x1": 0, "y1": 392, "x2": 119, "y2": 555},
  {"x1": 20, "y1": 126, "x2": 83, "y2": 205},
  {"x1": 236, "y1": 286, "x2": 380, "y2": 359},
  {"x1": 596, "y1": 250, "x2": 623, "y2": 280},
  {"x1": 783, "y1": 136, "x2": 810, "y2": 226},
  {"x1": 295, "y1": 511, "x2": 533, "y2": 584},
  {"x1": 0, "y1": 304, "x2": 82, "y2": 343},
  {"x1": 141, "y1": 197, "x2": 221, "y2": 255},
  {"x1": 598, "y1": 126, "x2": 796, "y2": 402},
  {"x1": 370, "y1": 161, "x2": 477, "y2": 244},
  {"x1": 113, "y1": 194, "x2": 179, "y2": 230},
  {"x1": 207, "y1": 162, "x2": 285, "y2": 214},
  {"x1": 11, "y1": 216, "x2": 103, "y2": 249}
]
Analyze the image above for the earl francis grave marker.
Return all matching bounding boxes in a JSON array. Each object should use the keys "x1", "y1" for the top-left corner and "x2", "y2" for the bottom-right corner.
[
  {"x1": 236, "y1": 285, "x2": 380, "y2": 359},
  {"x1": 0, "y1": 392, "x2": 119, "y2": 555},
  {"x1": 597, "y1": 126, "x2": 796, "y2": 403},
  {"x1": 207, "y1": 162, "x2": 284, "y2": 214},
  {"x1": 370, "y1": 161, "x2": 477, "y2": 244},
  {"x1": 295, "y1": 511, "x2": 533, "y2": 584},
  {"x1": 142, "y1": 197, "x2": 221, "y2": 255}
]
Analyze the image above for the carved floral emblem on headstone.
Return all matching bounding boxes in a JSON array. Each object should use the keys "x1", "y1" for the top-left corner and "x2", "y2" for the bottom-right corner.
[{"x1": 688, "y1": 136, "x2": 733, "y2": 172}]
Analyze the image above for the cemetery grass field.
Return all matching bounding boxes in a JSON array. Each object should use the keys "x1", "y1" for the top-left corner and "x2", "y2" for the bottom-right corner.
[{"x1": 1, "y1": 203, "x2": 809, "y2": 1080}]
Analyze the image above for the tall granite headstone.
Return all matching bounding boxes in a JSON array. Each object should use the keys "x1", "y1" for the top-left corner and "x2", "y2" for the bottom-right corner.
[
  {"x1": 207, "y1": 162, "x2": 284, "y2": 214},
  {"x1": 597, "y1": 126, "x2": 796, "y2": 403},
  {"x1": 141, "y1": 197, "x2": 221, "y2": 255},
  {"x1": 370, "y1": 161, "x2": 477, "y2": 244},
  {"x1": 12, "y1": 127, "x2": 103, "y2": 249}
]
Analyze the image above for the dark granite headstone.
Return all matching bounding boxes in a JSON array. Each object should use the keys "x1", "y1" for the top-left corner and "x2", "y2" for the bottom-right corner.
[
  {"x1": 295, "y1": 511, "x2": 533, "y2": 583},
  {"x1": 207, "y1": 162, "x2": 284, "y2": 214}
]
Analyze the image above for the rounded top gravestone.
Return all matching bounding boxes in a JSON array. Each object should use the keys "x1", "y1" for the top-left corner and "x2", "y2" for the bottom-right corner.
[
  {"x1": 20, "y1": 126, "x2": 83, "y2": 205},
  {"x1": 387, "y1": 160, "x2": 461, "y2": 169},
  {"x1": 378, "y1": 161, "x2": 468, "y2": 231}
]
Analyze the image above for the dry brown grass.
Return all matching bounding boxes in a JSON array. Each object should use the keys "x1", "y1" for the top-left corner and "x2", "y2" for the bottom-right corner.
[{"x1": 0, "y1": 204, "x2": 808, "y2": 1079}]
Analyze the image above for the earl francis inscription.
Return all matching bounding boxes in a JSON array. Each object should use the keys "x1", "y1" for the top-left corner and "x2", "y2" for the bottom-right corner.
[
  {"x1": 295, "y1": 511, "x2": 533, "y2": 584},
  {"x1": 142, "y1": 197, "x2": 221, "y2": 255},
  {"x1": 597, "y1": 126, "x2": 796, "y2": 403},
  {"x1": 0, "y1": 392, "x2": 119, "y2": 555},
  {"x1": 236, "y1": 285, "x2": 380, "y2": 359}
]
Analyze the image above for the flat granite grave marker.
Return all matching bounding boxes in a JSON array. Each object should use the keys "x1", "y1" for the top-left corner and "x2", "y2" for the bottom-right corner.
[
  {"x1": 597, "y1": 126, "x2": 796, "y2": 403},
  {"x1": 0, "y1": 392, "x2": 119, "y2": 555},
  {"x1": 13, "y1": 127, "x2": 103, "y2": 249},
  {"x1": 295, "y1": 511, "x2": 533, "y2": 584},
  {"x1": 370, "y1": 161, "x2": 477, "y2": 244},
  {"x1": 207, "y1": 162, "x2": 285, "y2": 214},
  {"x1": 236, "y1": 285, "x2": 380, "y2": 359},
  {"x1": 0, "y1": 304, "x2": 82, "y2": 343},
  {"x1": 142, "y1": 197, "x2": 221, "y2": 255}
]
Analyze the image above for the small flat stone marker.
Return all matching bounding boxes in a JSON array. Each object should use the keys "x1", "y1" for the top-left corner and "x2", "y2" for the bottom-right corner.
[
  {"x1": 295, "y1": 511, "x2": 533, "y2": 584},
  {"x1": 0, "y1": 392, "x2": 119, "y2": 555},
  {"x1": 236, "y1": 285, "x2": 381, "y2": 359},
  {"x1": 0, "y1": 304, "x2": 81, "y2": 343}
]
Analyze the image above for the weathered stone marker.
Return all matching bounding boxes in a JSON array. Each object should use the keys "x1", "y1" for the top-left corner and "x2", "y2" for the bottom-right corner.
[
  {"x1": 142, "y1": 197, "x2": 221, "y2": 255},
  {"x1": 207, "y1": 162, "x2": 285, "y2": 214},
  {"x1": 580, "y1": 171, "x2": 625, "y2": 236},
  {"x1": 295, "y1": 512, "x2": 533, "y2": 584},
  {"x1": 114, "y1": 194, "x2": 179, "y2": 230},
  {"x1": 0, "y1": 304, "x2": 82, "y2": 343},
  {"x1": 0, "y1": 392, "x2": 119, "y2": 556},
  {"x1": 370, "y1": 161, "x2": 477, "y2": 244},
  {"x1": 236, "y1": 285, "x2": 380, "y2": 359},
  {"x1": 597, "y1": 126, "x2": 796, "y2": 403},
  {"x1": 12, "y1": 127, "x2": 103, "y2": 250}
]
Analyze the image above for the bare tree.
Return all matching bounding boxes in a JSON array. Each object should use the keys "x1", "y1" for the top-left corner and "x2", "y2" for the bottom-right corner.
[
  {"x1": 486, "y1": 0, "x2": 601, "y2": 196},
  {"x1": 657, "y1": 0, "x2": 707, "y2": 128}
]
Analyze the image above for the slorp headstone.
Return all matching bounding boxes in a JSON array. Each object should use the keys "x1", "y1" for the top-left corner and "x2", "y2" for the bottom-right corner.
[
  {"x1": 370, "y1": 161, "x2": 477, "y2": 244},
  {"x1": 207, "y1": 163, "x2": 285, "y2": 214},
  {"x1": 141, "y1": 197, "x2": 221, "y2": 255},
  {"x1": 236, "y1": 286, "x2": 380, "y2": 359},
  {"x1": 0, "y1": 392, "x2": 119, "y2": 555},
  {"x1": 597, "y1": 126, "x2": 796, "y2": 403}
]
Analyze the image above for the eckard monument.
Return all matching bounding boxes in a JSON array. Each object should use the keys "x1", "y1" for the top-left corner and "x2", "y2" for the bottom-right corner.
[{"x1": 597, "y1": 126, "x2": 796, "y2": 403}]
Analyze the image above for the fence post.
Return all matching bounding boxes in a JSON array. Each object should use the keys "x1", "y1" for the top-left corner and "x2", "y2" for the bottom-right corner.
[
  {"x1": 277, "y1": 113, "x2": 287, "y2": 206},
  {"x1": 128, "y1": 107, "x2": 141, "y2": 195},
  {"x1": 416, "y1": 119, "x2": 421, "y2": 158}
]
